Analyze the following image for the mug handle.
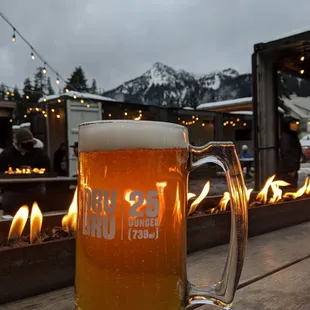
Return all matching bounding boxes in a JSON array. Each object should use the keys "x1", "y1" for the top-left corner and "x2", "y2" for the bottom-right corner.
[{"x1": 186, "y1": 142, "x2": 248, "y2": 310}]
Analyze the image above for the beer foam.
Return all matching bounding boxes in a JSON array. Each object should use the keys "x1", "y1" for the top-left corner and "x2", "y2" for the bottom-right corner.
[{"x1": 79, "y1": 120, "x2": 189, "y2": 152}]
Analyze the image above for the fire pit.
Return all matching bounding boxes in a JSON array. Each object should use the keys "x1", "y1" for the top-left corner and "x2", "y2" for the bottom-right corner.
[
  {"x1": 187, "y1": 175, "x2": 310, "y2": 252},
  {"x1": 0, "y1": 192, "x2": 77, "y2": 304},
  {"x1": 1, "y1": 175, "x2": 310, "y2": 304}
]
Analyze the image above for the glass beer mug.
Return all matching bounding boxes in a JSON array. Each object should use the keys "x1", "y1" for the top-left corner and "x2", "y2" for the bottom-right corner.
[{"x1": 75, "y1": 120, "x2": 248, "y2": 310}]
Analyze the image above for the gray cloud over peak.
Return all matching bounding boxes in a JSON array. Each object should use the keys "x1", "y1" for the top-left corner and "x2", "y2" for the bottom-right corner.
[{"x1": 1, "y1": 0, "x2": 310, "y2": 93}]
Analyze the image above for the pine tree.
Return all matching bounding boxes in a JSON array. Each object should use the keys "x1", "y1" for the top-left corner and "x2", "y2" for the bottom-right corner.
[
  {"x1": 46, "y1": 77, "x2": 55, "y2": 95},
  {"x1": 13, "y1": 86, "x2": 26, "y2": 123},
  {"x1": 188, "y1": 91, "x2": 198, "y2": 109},
  {"x1": 0, "y1": 83, "x2": 5, "y2": 100},
  {"x1": 90, "y1": 79, "x2": 98, "y2": 94},
  {"x1": 22, "y1": 77, "x2": 33, "y2": 101},
  {"x1": 64, "y1": 66, "x2": 89, "y2": 92},
  {"x1": 33, "y1": 67, "x2": 47, "y2": 102}
]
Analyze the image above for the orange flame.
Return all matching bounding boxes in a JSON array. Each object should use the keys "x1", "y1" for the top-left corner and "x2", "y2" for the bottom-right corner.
[
  {"x1": 269, "y1": 180, "x2": 290, "y2": 204},
  {"x1": 187, "y1": 193, "x2": 196, "y2": 200},
  {"x1": 8, "y1": 205, "x2": 29, "y2": 241},
  {"x1": 188, "y1": 181, "x2": 210, "y2": 215},
  {"x1": 62, "y1": 188, "x2": 78, "y2": 231},
  {"x1": 256, "y1": 175, "x2": 276, "y2": 204},
  {"x1": 5, "y1": 167, "x2": 45, "y2": 175},
  {"x1": 218, "y1": 187, "x2": 253, "y2": 212},
  {"x1": 219, "y1": 192, "x2": 230, "y2": 212},
  {"x1": 283, "y1": 177, "x2": 309, "y2": 200},
  {"x1": 30, "y1": 202, "x2": 43, "y2": 244},
  {"x1": 156, "y1": 182, "x2": 167, "y2": 225},
  {"x1": 173, "y1": 183, "x2": 182, "y2": 227}
]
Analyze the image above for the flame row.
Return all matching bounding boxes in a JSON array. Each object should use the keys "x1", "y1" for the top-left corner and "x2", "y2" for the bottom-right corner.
[{"x1": 8, "y1": 202, "x2": 42, "y2": 243}]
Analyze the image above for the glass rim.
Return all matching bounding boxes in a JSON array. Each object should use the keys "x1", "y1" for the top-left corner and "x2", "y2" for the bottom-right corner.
[{"x1": 79, "y1": 120, "x2": 186, "y2": 130}]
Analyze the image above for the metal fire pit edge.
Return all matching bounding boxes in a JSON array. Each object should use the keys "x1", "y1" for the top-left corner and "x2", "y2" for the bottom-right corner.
[
  {"x1": 187, "y1": 197, "x2": 310, "y2": 253},
  {"x1": 0, "y1": 238, "x2": 75, "y2": 305}
]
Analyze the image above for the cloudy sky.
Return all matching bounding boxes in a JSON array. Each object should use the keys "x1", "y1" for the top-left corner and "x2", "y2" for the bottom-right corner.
[{"x1": 1, "y1": 0, "x2": 310, "y2": 93}]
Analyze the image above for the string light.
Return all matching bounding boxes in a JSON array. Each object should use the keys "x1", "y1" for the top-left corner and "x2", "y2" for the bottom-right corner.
[
  {"x1": 56, "y1": 74, "x2": 60, "y2": 84},
  {"x1": 12, "y1": 28, "x2": 16, "y2": 42},
  {"x1": 124, "y1": 111, "x2": 128, "y2": 116},
  {"x1": 42, "y1": 63, "x2": 47, "y2": 74},
  {"x1": 87, "y1": 104, "x2": 90, "y2": 108},
  {"x1": 56, "y1": 114, "x2": 60, "y2": 119},
  {"x1": 80, "y1": 99, "x2": 84, "y2": 103},
  {"x1": 51, "y1": 109, "x2": 55, "y2": 113},
  {"x1": 301, "y1": 56, "x2": 305, "y2": 61},
  {"x1": 73, "y1": 95, "x2": 77, "y2": 99},
  {"x1": 108, "y1": 113, "x2": 112, "y2": 117},
  {"x1": 65, "y1": 88, "x2": 69, "y2": 93},
  {"x1": 300, "y1": 69, "x2": 304, "y2": 74},
  {"x1": 57, "y1": 99, "x2": 61, "y2": 103},
  {"x1": 0, "y1": 11, "x2": 99, "y2": 108},
  {"x1": 26, "y1": 95, "x2": 30, "y2": 100}
]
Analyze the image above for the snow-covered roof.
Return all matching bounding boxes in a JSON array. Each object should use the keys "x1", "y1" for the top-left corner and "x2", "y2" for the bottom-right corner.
[
  {"x1": 38, "y1": 91, "x2": 115, "y2": 103},
  {"x1": 197, "y1": 97, "x2": 252, "y2": 111},
  {"x1": 229, "y1": 107, "x2": 285, "y2": 115}
]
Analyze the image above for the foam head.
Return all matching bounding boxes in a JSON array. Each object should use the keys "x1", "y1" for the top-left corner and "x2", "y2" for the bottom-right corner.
[{"x1": 78, "y1": 120, "x2": 189, "y2": 152}]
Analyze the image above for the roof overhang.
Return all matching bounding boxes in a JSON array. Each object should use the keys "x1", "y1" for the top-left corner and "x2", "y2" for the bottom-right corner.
[{"x1": 0, "y1": 100, "x2": 16, "y2": 109}]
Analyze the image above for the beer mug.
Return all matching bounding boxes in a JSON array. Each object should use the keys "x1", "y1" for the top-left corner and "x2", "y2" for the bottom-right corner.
[{"x1": 76, "y1": 120, "x2": 248, "y2": 310}]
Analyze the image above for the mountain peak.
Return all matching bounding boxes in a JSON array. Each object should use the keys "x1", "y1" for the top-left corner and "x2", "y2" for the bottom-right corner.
[{"x1": 103, "y1": 63, "x2": 251, "y2": 107}]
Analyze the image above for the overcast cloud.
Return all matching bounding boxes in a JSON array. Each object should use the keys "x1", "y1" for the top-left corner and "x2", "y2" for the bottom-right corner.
[{"x1": 1, "y1": 0, "x2": 310, "y2": 92}]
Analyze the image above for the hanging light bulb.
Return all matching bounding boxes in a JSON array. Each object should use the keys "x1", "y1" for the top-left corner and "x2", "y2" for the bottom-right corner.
[
  {"x1": 65, "y1": 88, "x2": 69, "y2": 93},
  {"x1": 300, "y1": 69, "x2": 305, "y2": 75},
  {"x1": 57, "y1": 99, "x2": 61, "y2": 103},
  {"x1": 42, "y1": 63, "x2": 47, "y2": 74},
  {"x1": 26, "y1": 95, "x2": 30, "y2": 100},
  {"x1": 31, "y1": 51, "x2": 35, "y2": 60},
  {"x1": 301, "y1": 56, "x2": 305, "y2": 61},
  {"x1": 12, "y1": 28, "x2": 16, "y2": 42},
  {"x1": 56, "y1": 74, "x2": 60, "y2": 84},
  {"x1": 80, "y1": 99, "x2": 84, "y2": 104},
  {"x1": 87, "y1": 104, "x2": 90, "y2": 108},
  {"x1": 43, "y1": 97, "x2": 47, "y2": 102},
  {"x1": 56, "y1": 114, "x2": 61, "y2": 119},
  {"x1": 73, "y1": 95, "x2": 77, "y2": 99}
]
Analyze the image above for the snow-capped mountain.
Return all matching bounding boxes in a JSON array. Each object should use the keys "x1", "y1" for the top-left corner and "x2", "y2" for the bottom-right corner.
[{"x1": 103, "y1": 62, "x2": 252, "y2": 107}]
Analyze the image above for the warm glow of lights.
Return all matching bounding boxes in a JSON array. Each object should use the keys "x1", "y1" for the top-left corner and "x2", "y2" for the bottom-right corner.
[
  {"x1": 30, "y1": 202, "x2": 43, "y2": 244},
  {"x1": 124, "y1": 111, "x2": 128, "y2": 116},
  {"x1": 80, "y1": 99, "x2": 84, "y2": 104},
  {"x1": 8, "y1": 206, "x2": 29, "y2": 241},
  {"x1": 300, "y1": 69, "x2": 305, "y2": 75},
  {"x1": 65, "y1": 88, "x2": 69, "y2": 93},
  {"x1": 73, "y1": 95, "x2": 77, "y2": 99},
  {"x1": 87, "y1": 104, "x2": 90, "y2": 108},
  {"x1": 301, "y1": 56, "x2": 305, "y2": 61},
  {"x1": 51, "y1": 108, "x2": 55, "y2": 112},
  {"x1": 26, "y1": 95, "x2": 30, "y2": 99},
  {"x1": 243, "y1": 122, "x2": 247, "y2": 126},
  {"x1": 108, "y1": 113, "x2": 112, "y2": 117},
  {"x1": 236, "y1": 118, "x2": 240, "y2": 122},
  {"x1": 188, "y1": 181, "x2": 210, "y2": 215},
  {"x1": 57, "y1": 99, "x2": 61, "y2": 103},
  {"x1": 62, "y1": 188, "x2": 78, "y2": 231},
  {"x1": 56, "y1": 114, "x2": 60, "y2": 119}
]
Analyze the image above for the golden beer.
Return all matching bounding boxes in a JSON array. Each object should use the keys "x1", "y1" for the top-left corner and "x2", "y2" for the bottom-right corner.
[{"x1": 76, "y1": 120, "x2": 248, "y2": 310}]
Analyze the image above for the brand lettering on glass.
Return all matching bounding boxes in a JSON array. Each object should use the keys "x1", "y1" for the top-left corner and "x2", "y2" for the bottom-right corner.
[{"x1": 82, "y1": 187, "x2": 164, "y2": 241}]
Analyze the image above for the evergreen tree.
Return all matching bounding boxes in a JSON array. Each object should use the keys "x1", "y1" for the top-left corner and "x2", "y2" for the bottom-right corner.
[
  {"x1": 64, "y1": 66, "x2": 89, "y2": 92},
  {"x1": 22, "y1": 77, "x2": 33, "y2": 100},
  {"x1": 188, "y1": 91, "x2": 198, "y2": 109},
  {"x1": 33, "y1": 67, "x2": 47, "y2": 102},
  {"x1": 90, "y1": 79, "x2": 98, "y2": 94},
  {"x1": 0, "y1": 83, "x2": 5, "y2": 100},
  {"x1": 13, "y1": 86, "x2": 26, "y2": 124},
  {"x1": 46, "y1": 77, "x2": 55, "y2": 95}
]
